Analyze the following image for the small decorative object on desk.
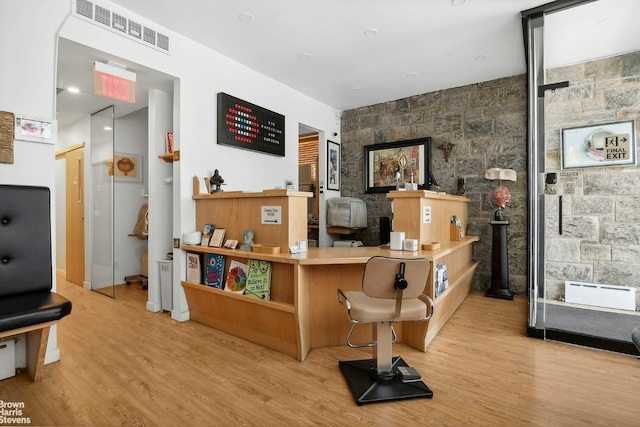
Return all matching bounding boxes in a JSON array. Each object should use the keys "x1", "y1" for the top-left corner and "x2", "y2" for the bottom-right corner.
[
  {"x1": 241, "y1": 229, "x2": 254, "y2": 251},
  {"x1": 450, "y1": 216, "x2": 463, "y2": 240},
  {"x1": 210, "y1": 169, "x2": 225, "y2": 193}
]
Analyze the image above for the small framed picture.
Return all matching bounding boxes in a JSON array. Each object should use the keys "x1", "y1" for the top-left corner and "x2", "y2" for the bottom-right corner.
[
  {"x1": 14, "y1": 115, "x2": 54, "y2": 144},
  {"x1": 327, "y1": 140, "x2": 340, "y2": 191},
  {"x1": 223, "y1": 239, "x2": 239, "y2": 249},
  {"x1": 208, "y1": 228, "x2": 226, "y2": 248},
  {"x1": 108, "y1": 153, "x2": 143, "y2": 182}
]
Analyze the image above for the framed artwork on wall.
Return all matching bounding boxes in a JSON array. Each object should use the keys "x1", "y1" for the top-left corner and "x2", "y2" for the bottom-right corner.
[
  {"x1": 561, "y1": 120, "x2": 636, "y2": 169},
  {"x1": 14, "y1": 115, "x2": 54, "y2": 144},
  {"x1": 363, "y1": 137, "x2": 432, "y2": 193},
  {"x1": 327, "y1": 140, "x2": 340, "y2": 191},
  {"x1": 108, "y1": 153, "x2": 142, "y2": 182}
]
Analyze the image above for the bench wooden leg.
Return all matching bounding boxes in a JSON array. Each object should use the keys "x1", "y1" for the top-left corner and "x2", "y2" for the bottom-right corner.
[{"x1": 25, "y1": 326, "x2": 51, "y2": 382}]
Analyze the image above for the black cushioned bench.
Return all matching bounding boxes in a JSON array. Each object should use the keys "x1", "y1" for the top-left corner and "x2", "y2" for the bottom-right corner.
[{"x1": 0, "y1": 185, "x2": 72, "y2": 381}]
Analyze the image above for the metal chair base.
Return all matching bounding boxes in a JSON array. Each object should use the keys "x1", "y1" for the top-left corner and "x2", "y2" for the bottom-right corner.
[{"x1": 339, "y1": 356, "x2": 433, "y2": 405}]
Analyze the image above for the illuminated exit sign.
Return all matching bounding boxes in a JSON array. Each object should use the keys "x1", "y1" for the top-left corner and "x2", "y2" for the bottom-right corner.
[{"x1": 94, "y1": 61, "x2": 136, "y2": 103}]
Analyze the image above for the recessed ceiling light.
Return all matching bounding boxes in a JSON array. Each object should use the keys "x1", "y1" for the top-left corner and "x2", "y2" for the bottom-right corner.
[
  {"x1": 238, "y1": 12, "x2": 253, "y2": 22},
  {"x1": 351, "y1": 87, "x2": 362, "y2": 92},
  {"x1": 67, "y1": 87, "x2": 80, "y2": 94},
  {"x1": 364, "y1": 29, "x2": 379, "y2": 38},
  {"x1": 474, "y1": 55, "x2": 487, "y2": 62},
  {"x1": 299, "y1": 53, "x2": 311, "y2": 61},
  {"x1": 104, "y1": 126, "x2": 112, "y2": 131},
  {"x1": 451, "y1": 0, "x2": 466, "y2": 5},
  {"x1": 406, "y1": 72, "x2": 418, "y2": 78},
  {"x1": 596, "y1": 18, "x2": 611, "y2": 28}
]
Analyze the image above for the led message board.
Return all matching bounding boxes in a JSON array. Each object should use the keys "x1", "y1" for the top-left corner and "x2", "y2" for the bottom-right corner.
[{"x1": 217, "y1": 92, "x2": 285, "y2": 156}]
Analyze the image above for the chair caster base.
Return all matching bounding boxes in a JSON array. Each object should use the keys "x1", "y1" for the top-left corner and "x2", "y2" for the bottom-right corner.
[{"x1": 339, "y1": 356, "x2": 433, "y2": 405}]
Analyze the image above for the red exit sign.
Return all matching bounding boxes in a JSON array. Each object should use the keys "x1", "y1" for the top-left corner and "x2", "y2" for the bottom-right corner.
[{"x1": 94, "y1": 71, "x2": 136, "y2": 103}]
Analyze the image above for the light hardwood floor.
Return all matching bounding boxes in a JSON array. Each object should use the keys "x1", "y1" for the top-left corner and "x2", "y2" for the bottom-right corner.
[{"x1": 1, "y1": 276, "x2": 639, "y2": 426}]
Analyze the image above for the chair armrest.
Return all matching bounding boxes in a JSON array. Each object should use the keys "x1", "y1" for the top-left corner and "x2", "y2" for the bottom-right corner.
[
  {"x1": 336, "y1": 289, "x2": 351, "y2": 313},
  {"x1": 419, "y1": 293, "x2": 435, "y2": 321}
]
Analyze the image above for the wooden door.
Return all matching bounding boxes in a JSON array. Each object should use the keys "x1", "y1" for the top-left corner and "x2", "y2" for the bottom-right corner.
[{"x1": 66, "y1": 147, "x2": 85, "y2": 286}]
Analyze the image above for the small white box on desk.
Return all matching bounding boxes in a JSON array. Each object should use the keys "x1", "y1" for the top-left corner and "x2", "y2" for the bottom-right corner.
[
  {"x1": 0, "y1": 339, "x2": 16, "y2": 380},
  {"x1": 390, "y1": 232, "x2": 405, "y2": 250},
  {"x1": 403, "y1": 239, "x2": 419, "y2": 251}
]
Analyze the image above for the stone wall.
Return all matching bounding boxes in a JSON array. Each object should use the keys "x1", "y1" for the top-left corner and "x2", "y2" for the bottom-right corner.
[
  {"x1": 544, "y1": 51, "x2": 640, "y2": 310},
  {"x1": 340, "y1": 75, "x2": 528, "y2": 293}
]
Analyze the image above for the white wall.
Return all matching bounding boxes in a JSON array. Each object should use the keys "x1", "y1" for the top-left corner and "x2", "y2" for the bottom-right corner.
[
  {"x1": 0, "y1": 0, "x2": 340, "y2": 359},
  {"x1": 0, "y1": 1, "x2": 69, "y2": 366}
]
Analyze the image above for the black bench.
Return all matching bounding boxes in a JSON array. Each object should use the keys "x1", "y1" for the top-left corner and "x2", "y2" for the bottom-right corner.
[{"x1": 0, "y1": 184, "x2": 72, "y2": 381}]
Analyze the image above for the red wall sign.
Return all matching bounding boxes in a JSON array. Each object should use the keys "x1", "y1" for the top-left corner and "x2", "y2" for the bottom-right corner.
[{"x1": 94, "y1": 71, "x2": 136, "y2": 103}]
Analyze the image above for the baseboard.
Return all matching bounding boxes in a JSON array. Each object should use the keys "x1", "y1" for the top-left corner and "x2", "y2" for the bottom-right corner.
[
  {"x1": 527, "y1": 326, "x2": 640, "y2": 356},
  {"x1": 56, "y1": 269, "x2": 66, "y2": 278},
  {"x1": 146, "y1": 301, "x2": 162, "y2": 313},
  {"x1": 171, "y1": 309, "x2": 190, "y2": 322},
  {"x1": 83, "y1": 281, "x2": 91, "y2": 290}
]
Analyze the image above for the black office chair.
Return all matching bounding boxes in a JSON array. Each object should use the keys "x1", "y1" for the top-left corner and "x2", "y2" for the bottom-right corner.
[{"x1": 337, "y1": 256, "x2": 434, "y2": 405}]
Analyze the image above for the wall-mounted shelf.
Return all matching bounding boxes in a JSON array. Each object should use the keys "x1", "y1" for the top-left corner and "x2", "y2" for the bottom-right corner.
[{"x1": 158, "y1": 150, "x2": 180, "y2": 163}]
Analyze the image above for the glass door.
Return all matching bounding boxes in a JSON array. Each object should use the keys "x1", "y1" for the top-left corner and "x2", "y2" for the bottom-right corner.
[
  {"x1": 525, "y1": 0, "x2": 640, "y2": 354},
  {"x1": 90, "y1": 106, "x2": 116, "y2": 298}
]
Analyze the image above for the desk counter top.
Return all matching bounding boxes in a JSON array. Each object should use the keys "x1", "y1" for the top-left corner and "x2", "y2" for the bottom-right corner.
[{"x1": 182, "y1": 235, "x2": 479, "y2": 266}]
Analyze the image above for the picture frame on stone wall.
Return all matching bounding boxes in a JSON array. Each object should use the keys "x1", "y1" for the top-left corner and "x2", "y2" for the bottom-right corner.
[
  {"x1": 327, "y1": 140, "x2": 340, "y2": 191},
  {"x1": 561, "y1": 120, "x2": 636, "y2": 169},
  {"x1": 363, "y1": 137, "x2": 432, "y2": 193}
]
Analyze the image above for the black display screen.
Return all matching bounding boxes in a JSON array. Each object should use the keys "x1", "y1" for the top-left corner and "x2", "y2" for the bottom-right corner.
[{"x1": 217, "y1": 92, "x2": 285, "y2": 156}]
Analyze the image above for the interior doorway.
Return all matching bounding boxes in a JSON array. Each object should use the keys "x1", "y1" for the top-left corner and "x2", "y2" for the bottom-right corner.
[
  {"x1": 65, "y1": 145, "x2": 85, "y2": 286},
  {"x1": 55, "y1": 36, "x2": 175, "y2": 301}
]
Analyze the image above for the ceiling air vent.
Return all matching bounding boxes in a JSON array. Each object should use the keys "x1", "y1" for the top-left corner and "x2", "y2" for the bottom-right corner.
[
  {"x1": 71, "y1": 0, "x2": 171, "y2": 55},
  {"x1": 128, "y1": 20, "x2": 142, "y2": 39},
  {"x1": 76, "y1": 0, "x2": 93, "y2": 19},
  {"x1": 112, "y1": 13, "x2": 127, "y2": 33},
  {"x1": 94, "y1": 5, "x2": 110, "y2": 26},
  {"x1": 143, "y1": 27, "x2": 156, "y2": 45},
  {"x1": 157, "y1": 33, "x2": 169, "y2": 51}
]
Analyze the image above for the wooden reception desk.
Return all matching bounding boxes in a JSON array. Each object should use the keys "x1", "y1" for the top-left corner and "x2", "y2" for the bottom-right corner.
[{"x1": 182, "y1": 190, "x2": 478, "y2": 361}]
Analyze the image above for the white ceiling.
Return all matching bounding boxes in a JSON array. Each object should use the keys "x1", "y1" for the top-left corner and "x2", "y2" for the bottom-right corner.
[{"x1": 56, "y1": 0, "x2": 640, "y2": 130}]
